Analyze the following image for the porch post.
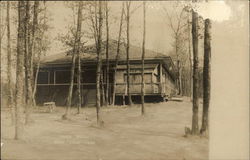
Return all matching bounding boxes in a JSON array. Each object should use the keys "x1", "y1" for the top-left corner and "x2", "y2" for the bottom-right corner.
[
  {"x1": 122, "y1": 95, "x2": 125, "y2": 105},
  {"x1": 159, "y1": 63, "x2": 163, "y2": 93}
]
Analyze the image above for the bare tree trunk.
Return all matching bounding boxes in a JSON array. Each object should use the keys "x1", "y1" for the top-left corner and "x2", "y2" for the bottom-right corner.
[
  {"x1": 63, "y1": 48, "x2": 76, "y2": 119},
  {"x1": 200, "y1": 19, "x2": 211, "y2": 135},
  {"x1": 141, "y1": 1, "x2": 146, "y2": 115},
  {"x1": 96, "y1": 0, "x2": 103, "y2": 124},
  {"x1": 77, "y1": 56, "x2": 82, "y2": 113},
  {"x1": 63, "y1": 2, "x2": 83, "y2": 119},
  {"x1": 15, "y1": 1, "x2": 26, "y2": 139},
  {"x1": 101, "y1": 70, "x2": 105, "y2": 106},
  {"x1": 30, "y1": 1, "x2": 39, "y2": 105},
  {"x1": 126, "y1": 2, "x2": 133, "y2": 106},
  {"x1": 0, "y1": 4, "x2": 1, "y2": 85},
  {"x1": 187, "y1": 17, "x2": 193, "y2": 100},
  {"x1": 24, "y1": 1, "x2": 39, "y2": 124},
  {"x1": 24, "y1": 1, "x2": 33, "y2": 124},
  {"x1": 177, "y1": 60, "x2": 182, "y2": 95},
  {"x1": 112, "y1": 2, "x2": 124, "y2": 106},
  {"x1": 33, "y1": 57, "x2": 40, "y2": 105},
  {"x1": 33, "y1": 2, "x2": 46, "y2": 106},
  {"x1": 6, "y1": 1, "x2": 15, "y2": 124},
  {"x1": 105, "y1": 1, "x2": 109, "y2": 106},
  {"x1": 0, "y1": 3, "x2": 1, "y2": 115},
  {"x1": 76, "y1": 2, "x2": 83, "y2": 114},
  {"x1": 191, "y1": 10, "x2": 199, "y2": 135}
]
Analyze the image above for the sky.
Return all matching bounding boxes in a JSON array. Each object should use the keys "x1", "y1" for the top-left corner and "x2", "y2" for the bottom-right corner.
[
  {"x1": 46, "y1": 1, "x2": 173, "y2": 55},
  {"x1": 45, "y1": 1, "x2": 235, "y2": 56}
]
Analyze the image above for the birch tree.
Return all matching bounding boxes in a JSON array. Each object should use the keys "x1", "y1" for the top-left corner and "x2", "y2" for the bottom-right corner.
[
  {"x1": 24, "y1": 1, "x2": 31, "y2": 124},
  {"x1": 141, "y1": 1, "x2": 146, "y2": 115},
  {"x1": 0, "y1": 2, "x2": 5, "y2": 70},
  {"x1": 87, "y1": 1, "x2": 104, "y2": 124},
  {"x1": 6, "y1": 1, "x2": 15, "y2": 124},
  {"x1": 15, "y1": 1, "x2": 26, "y2": 139},
  {"x1": 76, "y1": 2, "x2": 83, "y2": 114},
  {"x1": 33, "y1": 2, "x2": 49, "y2": 106},
  {"x1": 95, "y1": 1, "x2": 103, "y2": 124},
  {"x1": 104, "y1": 1, "x2": 109, "y2": 106},
  {"x1": 191, "y1": 10, "x2": 199, "y2": 135},
  {"x1": 25, "y1": 1, "x2": 40, "y2": 124},
  {"x1": 125, "y1": 1, "x2": 133, "y2": 105},
  {"x1": 200, "y1": 19, "x2": 211, "y2": 135},
  {"x1": 112, "y1": 2, "x2": 125, "y2": 106},
  {"x1": 0, "y1": 3, "x2": 2, "y2": 87},
  {"x1": 187, "y1": 14, "x2": 193, "y2": 99},
  {"x1": 62, "y1": 1, "x2": 83, "y2": 119},
  {"x1": 162, "y1": 3, "x2": 190, "y2": 96},
  {"x1": 30, "y1": 1, "x2": 39, "y2": 105}
]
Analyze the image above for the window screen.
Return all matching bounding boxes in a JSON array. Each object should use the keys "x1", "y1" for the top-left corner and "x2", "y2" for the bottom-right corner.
[
  {"x1": 55, "y1": 71, "x2": 70, "y2": 84},
  {"x1": 37, "y1": 71, "x2": 49, "y2": 84},
  {"x1": 82, "y1": 70, "x2": 96, "y2": 83}
]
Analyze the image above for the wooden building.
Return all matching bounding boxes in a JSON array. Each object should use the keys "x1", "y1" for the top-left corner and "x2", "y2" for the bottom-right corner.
[{"x1": 36, "y1": 40, "x2": 178, "y2": 106}]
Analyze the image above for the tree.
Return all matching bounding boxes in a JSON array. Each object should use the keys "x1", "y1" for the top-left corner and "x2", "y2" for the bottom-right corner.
[
  {"x1": 82, "y1": 1, "x2": 105, "y2": 123},
  {"x1": 187, "y1": 14, "x2": 193, "y2": 99},
  {"x1": 24, "y1": 1, "x2": 31, "y2": 124},
  {"x1": 191, "y1": 10, "x2": 199, "y2": 135},
  {"x1": 0, "y1": 3, "x2": 2, "y2": 85},
  {"x1": 105, "y1": 1, "x2": 109, "y2": 106},
  {"x1": 24, "y1": 1, "x2": 40, "y2": 124},
  {"x1": 33, "y1": 1, "x2": 49, "y2": 106},
  {"x1": 0, "y1": 2, "x2": 6, "y2": 64},
  {"x1": 76, "y1": 2, "x2": 83, "y2": 114},
  {"x1": 0, "y1": 2, "x2": 2, "y2": 119},
  {"x1": 95, "y1": 1, "x2": 103, "y2": 124},
  {"x1": 62, "y1": 1, "x2": 83, "y2": 119},
  {"x1": 125, "y1": 1, "x2": 133, "y2": 105},
  {"x1": 101, "y1": 69, "x2": 105, "y2": 106},
  {"x1": 30, "y1": 1, "x2": 39, "y2": 104},
  {"x1": 6, "y1": 1, "x2": 15, "y2": 124},
  {"x1": 162, "y1": 3, "x2": 190, "y2": 96},
  {"x1": 141, "y1": 1, "x2": 146, "y2": 115},
  {"x1": 87, "y1": 1, "x2": 104, "y2": 123},
  {"x1": 112, "y1": 2, "x2": 125, "y2": 106},
  {"x1": 200, "y1": 19, "x2": 211, "y2": 135},
  {"x1": 15, "y1": 0, "x2": 26, "y2": 139}
]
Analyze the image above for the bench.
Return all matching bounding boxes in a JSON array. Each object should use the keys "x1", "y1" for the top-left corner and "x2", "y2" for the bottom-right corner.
[{"x1": 43, "y1": 102, "x2": 56, "y2": 113}]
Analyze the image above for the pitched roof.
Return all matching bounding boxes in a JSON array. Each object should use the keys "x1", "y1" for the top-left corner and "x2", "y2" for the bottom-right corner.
[
  {"x1": 83, "y1": 39, "x2": 169, "y2": 60},
  {"x1": 40, "y1": 40, "x2": 178, "y2": 79},
  {"x1": 40, "y1": 51, "x2": 96, "y2": 64},
  {"x1": 41, "y1": 39, "x2": 169, "y2": 64}
]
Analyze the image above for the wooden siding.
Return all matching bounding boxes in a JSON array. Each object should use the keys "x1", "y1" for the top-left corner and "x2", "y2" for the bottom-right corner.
[{"x1": 35, "y1": 62, "x2": 176, "y2": 106}]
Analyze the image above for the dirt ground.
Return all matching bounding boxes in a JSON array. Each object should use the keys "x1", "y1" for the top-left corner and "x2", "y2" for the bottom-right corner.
[{"x1": 1, "y1": 98, "x2": 208, "y2": 160}]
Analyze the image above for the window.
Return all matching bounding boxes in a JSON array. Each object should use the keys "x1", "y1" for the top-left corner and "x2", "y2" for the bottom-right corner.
[
  {"x1": 55, "y1": 71, "x2": 70, "y2": 84},
  {"x1": 55, "y1": 70, "x2": 96, "y2": 84},
  {"x1": 50, "y1": 71, "x2": 54, "y2": 84},
  {"x1": 124, "y1": 73, "x2": 152, "y2": 83},
  {"x1": 82, "y1": 70, "x2": 96, "y2": 83},
  {"x1": 37, "y1": 71, "x2": 49, "y2": 84}
]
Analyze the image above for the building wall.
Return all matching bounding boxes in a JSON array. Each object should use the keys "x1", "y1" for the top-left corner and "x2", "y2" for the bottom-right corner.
[
  {"x1": 115, "y1": 67, "x2": 157, "y2": 95},
  {"x1": 36, "y1": 66, "x2": 97, "y2": 106},
  {"x1": 35, "y1": 62, "x2": 177, "y2": 106}
]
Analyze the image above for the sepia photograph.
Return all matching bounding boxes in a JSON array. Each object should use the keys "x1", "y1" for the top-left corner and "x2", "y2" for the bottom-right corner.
[{"x1": 0, "y1": 0, "x2": 249, "y2": 160}]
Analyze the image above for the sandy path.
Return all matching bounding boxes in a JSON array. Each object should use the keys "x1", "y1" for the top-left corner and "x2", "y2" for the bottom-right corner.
[{"x1": 1, "y1": 99, "x2": 208, "y2": 160}]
